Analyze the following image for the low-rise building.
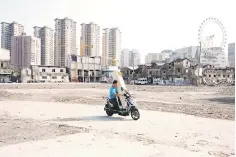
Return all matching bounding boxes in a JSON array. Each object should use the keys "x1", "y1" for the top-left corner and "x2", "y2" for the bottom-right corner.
[
  {"x1": 0, "y1": 48, "x2": 13, "y2": 82},
  {"x1": 121, "y1": 57, "x2": 235, "y2": 86},
  {"x1": 202, "y1": 65, "x2": 235, "y2": 85},
  {"x1": 160, "y1": 58, "x2": 191, "y2": 81},
  {"x1": 68, "y1": 55, "x2": 102, "y2": 82},
  {"x1": 21, "y1": 65, "x2": 69, "y2": 83},
  {"x1": 127, "y1": 58, "x2": 193, "y2": 85},
  {"x1": 146, "y1": 63, "x2": 162, "y2": 78},
  {"x1": 0, "y1": 59, "x2": 13, "y2": 83}
]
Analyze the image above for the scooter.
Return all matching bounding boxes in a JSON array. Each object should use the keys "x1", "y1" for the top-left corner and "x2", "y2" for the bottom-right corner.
[{"x1": 104, "y1": 88, "x2": 140, "y2": 120}]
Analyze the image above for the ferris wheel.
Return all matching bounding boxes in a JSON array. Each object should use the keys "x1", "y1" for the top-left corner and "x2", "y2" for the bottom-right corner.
[{"x1": 198, "y1": 17, "x2": 227, "y2": 55}]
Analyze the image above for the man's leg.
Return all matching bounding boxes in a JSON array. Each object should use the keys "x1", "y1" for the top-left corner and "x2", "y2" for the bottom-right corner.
[
  {"x1": 110, "y1": 98, "x2": 119, "y2": 110},
  {"x1": 117, "y1": 97, "x2": 122, "y2": 108}
]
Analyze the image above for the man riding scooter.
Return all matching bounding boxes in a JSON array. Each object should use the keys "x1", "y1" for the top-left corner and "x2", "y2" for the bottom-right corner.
[{"x1": 109, "y1": 80, "x2": 123, "y2": 110}]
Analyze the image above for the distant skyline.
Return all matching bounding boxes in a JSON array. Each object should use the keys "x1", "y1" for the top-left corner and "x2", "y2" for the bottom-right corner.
[{"x1": 0, "y1": 0, "x2": 235, "y2": 63}]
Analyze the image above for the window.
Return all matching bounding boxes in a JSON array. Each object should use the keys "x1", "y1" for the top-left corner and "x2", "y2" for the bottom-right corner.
[
  {"x1": 218, "y1": 74, "x2": 221, "y2": 77},
  {"x1": 214, "y1": 75, "x2": 216, "y2": 78},
  {"x1": 0, "y1": 63, "x2": 3, "y2": 68},
  {"x1": 60, "y1": 69, "x2": 63, "y2": 72},
  {"x1": 228, "y1": 75, "x2": 230, "y2": 78},
  {"x1": 52, "y1": 69, "x2": 55, "y2": 72},
  {"x1": 42, "y1": 69, "x2": 45, "y2": 72},
  {"x1": 223, "y1": 75, "x2": 225, "y2": 78},
  {"x1": 209, "y1": 75, "x2": 211, "y2": 77},
  {"x1": 42, "y1": 76, "x2": 47, "y2": 79},
  {"x1": 177, "y1": 68, "x2": 181, "y2": 72},
  {"x1": 163, "y1": 70, "x2": 166, "y2": 74},
  {"x1": 52, "y1": 76, "x2": 57, "y2": 79}
]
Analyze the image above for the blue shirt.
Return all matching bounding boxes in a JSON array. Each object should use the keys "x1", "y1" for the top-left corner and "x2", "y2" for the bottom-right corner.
[{"x1": 109, "y1": 86, "x2": 118, "y2": 99}]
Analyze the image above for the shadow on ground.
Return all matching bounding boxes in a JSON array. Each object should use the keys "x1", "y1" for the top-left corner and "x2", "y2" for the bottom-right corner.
[
  {"x1": 53, "y1": 116, "x2": 132, "y2": 122},
  {"x1": 207, "y1": 97, "x2": 235, "y2": 105}
]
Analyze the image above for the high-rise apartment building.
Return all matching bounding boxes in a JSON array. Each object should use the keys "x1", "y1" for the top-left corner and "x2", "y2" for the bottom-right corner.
[
  {"x1": 102, "y1": 28, "x2": 109, "y2": 66},
  {"x1": 170, "y1": 46, "x2": 199, "y2": 63},
  {"x1": 121, "y1": 49, "x2": 130, "y2": 67},
  {"x1": 80, "y1": 22, "x2": 100, "y2": 57},
  {"x1": 102, "y1": 28, "x2": 121, "y2": 66},
  {"x1": 129, "y1": 49, "x2": 140, "y2": 67},
  {"x1": 228, "y1": 43, "x2": 235, "y2": 67},
  {"x1": 34, "y1": 26, "x2": 54, "y2": 66},
  {"x1": 11, "y1": 35, "x2": 41, "y2": 68},
  {"x1": 145, "y1": 53, "x2": 159, "y2": 64},
  {"x1": 200, "y1": 46, "x2": 228, "y2": 68},
  {"x1": 54, "y1": 17, "x2": 76, "y2": 66},
  {"x1": 121, "y1": 49, "x2": 140, "y2": 67},
  {"x1": 1, "y1": 22, "x2": 24, "y2": 52}
]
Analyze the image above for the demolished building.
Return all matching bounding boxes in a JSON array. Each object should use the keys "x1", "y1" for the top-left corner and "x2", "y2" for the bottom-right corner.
[
  {"x1": 121, "y1": 58, "x2": 234, "y2": 86},
  {"x1": 202, "y1": 65, "x2": 235, "y2": 86}
]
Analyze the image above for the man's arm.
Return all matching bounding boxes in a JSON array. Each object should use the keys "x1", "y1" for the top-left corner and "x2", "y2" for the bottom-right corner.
[{"x1": 115, "y1": 88, "x2": 121, "y2": 97}]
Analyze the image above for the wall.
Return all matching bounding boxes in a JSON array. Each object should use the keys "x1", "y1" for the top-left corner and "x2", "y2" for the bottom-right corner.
[
  {"x1": 202, "y1": 68, "x2": 235, "y2": 85},
  {"x1": 21, "y1": 66, "x2": 69, "y2": 83},
  {"x1": 69, "y1": 55, "x2": 102, "y2": 82},
  {"x1": 0, "y1": 60, "x2": 13, "y2": 83},
  {"x1": 0, "y1": 48, "x2": 10, "y2": 60}
]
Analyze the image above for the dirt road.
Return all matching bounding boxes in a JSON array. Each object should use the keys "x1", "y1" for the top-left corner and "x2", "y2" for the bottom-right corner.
[
  {"x1": 0, "y1": 101, "x2": 234, "y2": 157},
  {"x1": 0, "y1": 83, "x2": 235, "y2": 120},
  {"x1": 0, "y1": 83, "x2": 235, "y2": 157}
]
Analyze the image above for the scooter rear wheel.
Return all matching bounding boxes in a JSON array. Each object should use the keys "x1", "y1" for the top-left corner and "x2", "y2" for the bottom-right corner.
[{"x1": 106, "y1": 110, "x2": 114, "y2": 116}]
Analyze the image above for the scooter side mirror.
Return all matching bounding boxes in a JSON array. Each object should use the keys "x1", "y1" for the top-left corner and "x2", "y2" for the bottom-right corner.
[{"x1": 121, "y1": 87, "x2": 124, "y2": 91}]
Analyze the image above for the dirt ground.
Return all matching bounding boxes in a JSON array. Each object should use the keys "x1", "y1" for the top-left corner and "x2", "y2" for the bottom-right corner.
[
  {"x1": 0, "y1": 83, "x2": 235, "y2": 157},
  {"x1": 0, "y1": 83, "x2": 235, "y2": 120}
]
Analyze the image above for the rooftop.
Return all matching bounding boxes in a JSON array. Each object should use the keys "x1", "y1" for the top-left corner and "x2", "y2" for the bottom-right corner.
[
  {"x1": 33, "y1": 26, "x2": 53, "y2": 30},
  {"x1": 54, "y1": 17, "x2": 76, "y2": 23}
]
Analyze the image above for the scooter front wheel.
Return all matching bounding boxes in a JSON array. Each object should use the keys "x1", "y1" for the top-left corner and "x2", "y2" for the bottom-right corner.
[{"x1": 131, "y1": 108, "x2": 140, "y2": 120}]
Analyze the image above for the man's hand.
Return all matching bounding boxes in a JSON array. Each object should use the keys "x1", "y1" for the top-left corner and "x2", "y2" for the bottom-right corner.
[{"x1": 115, "y1": 93, "x2": 121, "y2": 97}]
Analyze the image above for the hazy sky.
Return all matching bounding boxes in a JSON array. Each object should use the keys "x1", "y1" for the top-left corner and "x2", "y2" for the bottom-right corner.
[{"x1": 0, "y1": 0, "x2": 235, "y2": 62}]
